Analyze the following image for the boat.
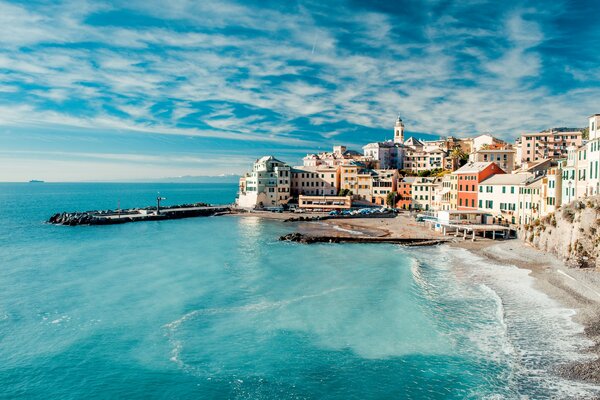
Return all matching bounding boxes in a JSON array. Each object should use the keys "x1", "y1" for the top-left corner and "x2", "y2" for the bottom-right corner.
[{"x1": 29, "y1": 180, "x2": 45, "y2": 183}]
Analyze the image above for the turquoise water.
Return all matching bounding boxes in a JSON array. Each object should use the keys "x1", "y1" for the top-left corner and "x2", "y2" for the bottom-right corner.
[{"x1": 0, "y1": 183, "x2": 598, "y2": 399}]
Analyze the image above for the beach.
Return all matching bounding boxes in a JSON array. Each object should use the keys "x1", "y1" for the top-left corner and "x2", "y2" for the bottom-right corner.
[{"x1": 245, "y1": 210, "x2": 600, "y2": 384}]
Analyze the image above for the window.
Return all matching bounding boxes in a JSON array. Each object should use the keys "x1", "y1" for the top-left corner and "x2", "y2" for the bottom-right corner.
[{"x1": 502, "y1": 186, "x2": 506, "y2": 194}]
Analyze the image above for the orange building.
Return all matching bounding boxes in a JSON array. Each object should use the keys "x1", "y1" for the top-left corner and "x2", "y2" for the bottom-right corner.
[
  {"x1": 396, "y1": 177, "x2": 415, "y2": 209},
  {"x1": 452, "y1": 162, "x2": 505, "y2": 210}
]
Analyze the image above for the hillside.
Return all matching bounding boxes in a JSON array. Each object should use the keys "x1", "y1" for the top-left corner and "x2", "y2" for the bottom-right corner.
[{"x1": 521, "y1": 197, "x2": 600, "y2": 269}]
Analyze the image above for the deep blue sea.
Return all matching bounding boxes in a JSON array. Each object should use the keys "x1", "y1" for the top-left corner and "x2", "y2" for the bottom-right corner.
[{"x1": 1, "y1": 183, "x2": 599, "y2": 399}]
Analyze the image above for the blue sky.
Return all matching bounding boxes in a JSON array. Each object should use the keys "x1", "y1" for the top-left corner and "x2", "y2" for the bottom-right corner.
[{"x1": 0, "y1": 0, "x2": 598, "y2": 181}]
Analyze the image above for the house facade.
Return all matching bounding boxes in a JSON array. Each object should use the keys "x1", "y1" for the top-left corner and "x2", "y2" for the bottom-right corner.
[
  {"x1": 237, "y1": 156, "x2": 291, "y2": 209},
  {"x1": 453, "y1": 162, "x2": 505, "y2": 210}
]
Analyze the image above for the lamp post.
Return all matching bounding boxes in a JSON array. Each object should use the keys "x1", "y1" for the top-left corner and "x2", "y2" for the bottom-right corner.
[
  {"x1": 568, "y1": 181, "x2": 572, "y2": 204},
  {"x1": 157, "y1": 193, "x2": 167, "y2": 215}
]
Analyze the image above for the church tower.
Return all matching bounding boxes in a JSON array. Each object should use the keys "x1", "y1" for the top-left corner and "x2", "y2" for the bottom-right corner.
[{"x1": 394, "y1": 115, "x2": 404, "y2": 144}]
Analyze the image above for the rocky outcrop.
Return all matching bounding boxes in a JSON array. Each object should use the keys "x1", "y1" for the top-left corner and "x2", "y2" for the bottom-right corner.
[
  {"x1": 279, "y1": 232, "x2": 448, "y2": 246},
  {"x1": 521, "y1": 197, "x2": 600, "y2": 268}
]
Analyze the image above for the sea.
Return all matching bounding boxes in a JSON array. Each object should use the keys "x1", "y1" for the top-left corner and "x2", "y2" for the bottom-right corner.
[{"x1": 1, "y1": 182, "x2": 599, "y2": 399}]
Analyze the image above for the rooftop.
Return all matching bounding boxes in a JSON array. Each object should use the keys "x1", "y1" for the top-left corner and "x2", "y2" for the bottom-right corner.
[
  {"x1": 453, "y1": 161, "x2": 500, "y2": 174},
  {"x1": 480, "y1": 173, "x2": 532, "y2": 185}
]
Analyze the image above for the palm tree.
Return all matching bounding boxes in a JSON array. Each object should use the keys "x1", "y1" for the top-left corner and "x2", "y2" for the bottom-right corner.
[{"x1": 449, "y1": 147, "x2": 468, "y2": 169}]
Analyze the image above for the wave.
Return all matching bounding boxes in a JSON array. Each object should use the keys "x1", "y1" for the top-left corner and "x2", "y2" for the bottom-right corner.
[{"x1": 409, "y1": 245, "x2": 600, "y2": 398}]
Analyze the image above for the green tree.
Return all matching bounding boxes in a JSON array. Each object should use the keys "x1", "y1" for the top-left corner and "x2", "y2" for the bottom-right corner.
[
  {"x1": 450, "y1": 147, "x2": 469, "y2": 168},
  {"x1": 582, "y1": 127, "x2": 589, "y2": 140},
  {"x1": 386, "y1": 191, "x2": 397, "y2": 208}
]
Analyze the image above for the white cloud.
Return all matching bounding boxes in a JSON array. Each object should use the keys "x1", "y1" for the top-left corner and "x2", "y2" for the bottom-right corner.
[{"x1": 0, "y1": 0, "x2": 596, "y2": 156}]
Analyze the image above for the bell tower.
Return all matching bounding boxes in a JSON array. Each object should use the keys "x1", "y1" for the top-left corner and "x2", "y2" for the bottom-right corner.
[{"x1": 394, "y1": 115, "x2": 404, "y2": 144}]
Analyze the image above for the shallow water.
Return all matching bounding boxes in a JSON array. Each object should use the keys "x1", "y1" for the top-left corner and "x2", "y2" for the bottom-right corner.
[{"x1": 0, "y1": 183, "x2": 598, "y2": 399}]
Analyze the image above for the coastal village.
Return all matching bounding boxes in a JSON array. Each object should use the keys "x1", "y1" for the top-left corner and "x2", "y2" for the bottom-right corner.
[{"x1": 237, "y1": 113, "x2": 600, "y2": 234}]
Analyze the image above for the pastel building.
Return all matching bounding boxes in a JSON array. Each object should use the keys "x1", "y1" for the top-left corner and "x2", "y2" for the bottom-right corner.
[
  {"x1": 439, "y1": 174, "x2": 453, "y2": 211},
  {"x1": 584, "y1": 114, "x2": 600, "y2": 196},
  {"x1": 371, "y1": 169, "x2": 399, "y2": 205},
  {"x1": 453, "y1": 161, "x2": 505, "y2": 210},
  {"x1": 402, "y1": 135, "x2": 448, "y2": 172},
  {"x1": 469, "y1": 148, "x2": 516, "y2": 173},
  {"x1": 290, "y1": 166, "x2": 339, "y2": 197},
  {"x1": 477, "y1": 173, "x2": 532, "y2": 225},
  {"x1": 411, "y1": 177, "x2": 441, "y2": 211},
  {"x1": 339, "y1": 163, "x2": 371, "y2": 198},
  {"x1": 303, "y1": 146, "x2": 368, "y2": 167},
  {"x1": 518, "y1": 177, "x2": 544, "y2": 225},
  {"x1": 540, "y1": 165, "x2": 562, "y2": 216},
  {"x1": 237, "y1": 156, "x2": 291, "y2": 209},
  {"x1": 396, "y1": 177, "x2": 415, "y2": 209},
  {"x1": 520, "y1": 129, "x2": 583, "y2": 164}
]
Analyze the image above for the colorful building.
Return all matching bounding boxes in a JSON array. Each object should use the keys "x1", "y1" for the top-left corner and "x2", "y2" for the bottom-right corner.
[
  {"x1": 411, "y1": 177, "x2": 441, "y2": 211},
  {"x1": 370, "y1": 169, "x2": 399, "y2": 205},
  {"x1": 396, "y1": 177, "x2": 415, "y2": 209},
  {"x1": 453, "y1": 162, "x2": 505, "y2": 210},
  {"x1": 520, "y1": 129, "x2": 583, "y2": 164},
  {"x1": 290, "y1": 166, "x2": 339, "y2": 197}
]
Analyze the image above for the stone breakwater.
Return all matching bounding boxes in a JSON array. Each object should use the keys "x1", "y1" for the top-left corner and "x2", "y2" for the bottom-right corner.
[
  {"x1": 48, "y1": 203, "x2": 231, "y2": 226},
  {"x1": 279, "y1": 232, "x2": 448, "y2": 246}
]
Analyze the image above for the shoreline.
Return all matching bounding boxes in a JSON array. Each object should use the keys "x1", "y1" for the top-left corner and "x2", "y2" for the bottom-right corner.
[{"x1": 230, "y1": 210, "x2": 600, "y2": 383}]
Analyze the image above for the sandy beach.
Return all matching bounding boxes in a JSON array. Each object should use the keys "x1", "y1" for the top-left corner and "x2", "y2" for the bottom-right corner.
[{"x1": 230, "y1": 210, "x2": 600, "y2": 383}]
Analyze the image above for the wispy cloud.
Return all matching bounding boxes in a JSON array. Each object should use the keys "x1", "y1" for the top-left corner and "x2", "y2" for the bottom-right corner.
[{"x1": 0, "y1": 0, "x2": 598, "y2": 180}]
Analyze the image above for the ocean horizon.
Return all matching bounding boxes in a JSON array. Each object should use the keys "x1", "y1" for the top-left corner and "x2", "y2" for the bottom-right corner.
[{"x1": 1, "y1": 183, "x2": 598, "y2": 399}]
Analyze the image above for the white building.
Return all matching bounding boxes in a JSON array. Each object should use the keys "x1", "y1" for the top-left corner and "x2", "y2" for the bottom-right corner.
[
  {"x1": 362, "y1": 116, "x2": 405, "y2": 169},
  {"x1": 411, "y1": 177, "x2": 441, "y2": 211},
  {"x1": 518, "y1": 177, "x2": 544, "y2": 225},
  {"x1": 362, "y1": 141, "x2": 404, "y2": 169},
  {"x1": 303, "y1": 145, "x2": 367, "y2": 167},
  {"x1": 237, "y1": 156, "x2": 291, "y2": 209},
  {"x1": 472, "y1": 134, "x2": 505, "y2": 151},
  {"x1": 477, "y1": 173, "x2": 532, "y2": 224},
  {"x1": 584, "y1": 114, "x2": 600, "y2": 196},
  {"x1": 469, "y1": 148, "x2": 516, "y2": 173}
]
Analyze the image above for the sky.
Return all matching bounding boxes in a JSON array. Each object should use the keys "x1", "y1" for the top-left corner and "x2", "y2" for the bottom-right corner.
[{"x1": 0, "y1": 0, "x2": 599, "y2": 181}]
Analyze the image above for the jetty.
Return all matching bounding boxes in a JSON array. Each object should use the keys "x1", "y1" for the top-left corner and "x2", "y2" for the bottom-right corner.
[
  {"x1": 48, "y1": 202, "x2": 231, "y2": 226},
  {"x1": 279, "y1": 233, "x2": 449, "y2": 246}
]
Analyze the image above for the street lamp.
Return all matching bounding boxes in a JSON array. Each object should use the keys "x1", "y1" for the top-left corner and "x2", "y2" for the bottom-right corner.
[
  {"x1": 157, "y1": 192, "x2": 167, "y2": 215},
  {"x1": 568, "y1": 181, "x2": 572, "y2": 204}
]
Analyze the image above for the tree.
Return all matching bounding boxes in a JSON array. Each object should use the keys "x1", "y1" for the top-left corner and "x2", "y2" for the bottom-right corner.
[
  {"x1": 386, "y1": 191, "x2": 397, "y2": 208},
  {"x1": 582, "y1": 127, "x2": 590, "y2": 140},
  {"x1": 450, "y1": 147, "x2": 469, "y2": 168}
]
